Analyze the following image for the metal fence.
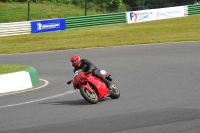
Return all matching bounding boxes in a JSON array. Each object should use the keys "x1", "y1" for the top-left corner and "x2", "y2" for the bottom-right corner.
[
  {"x1": 66, "y1": 12, "x2": 126, "y2": 29},
  {"x1": 188, "y1": 4, "x2": 200, "y2": 15},
  {"x1": 0, "y1": 21, "x2": 31, "y2": 36},
  {"x1": 0, "y1": 4, "x2": 199, "y2": 37}
]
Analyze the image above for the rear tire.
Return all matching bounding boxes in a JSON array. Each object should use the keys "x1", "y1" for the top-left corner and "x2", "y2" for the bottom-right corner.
[
  {"x1": 110, "y1": 83, "x2": 120, "y2": 99},
  {"x1": 80, "y1": 86, "x2": 98, "y2": 104}
]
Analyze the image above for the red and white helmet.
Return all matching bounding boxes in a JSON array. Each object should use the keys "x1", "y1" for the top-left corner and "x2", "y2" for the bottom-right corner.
[{"x1": 71, "y1": 55, "x2": 81, "y2": 67}]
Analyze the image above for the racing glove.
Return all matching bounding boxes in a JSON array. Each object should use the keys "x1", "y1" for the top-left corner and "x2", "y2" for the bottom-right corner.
[{"x1": 85, "y1": 70, "x2": 92, "y2": 75}]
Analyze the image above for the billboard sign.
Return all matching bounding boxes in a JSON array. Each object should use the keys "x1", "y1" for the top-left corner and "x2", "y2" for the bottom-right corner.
[
  {"x1": 126, "y1": 6, "x2": 185, "y2": 24},
  {"x1": 31, "y1": 18, "x2": 66, "y2": 33}
]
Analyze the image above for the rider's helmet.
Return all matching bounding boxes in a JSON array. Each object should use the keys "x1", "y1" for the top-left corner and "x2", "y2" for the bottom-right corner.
[{"x1": 71, "y1": 55, "x2": 81, "y2": 67}]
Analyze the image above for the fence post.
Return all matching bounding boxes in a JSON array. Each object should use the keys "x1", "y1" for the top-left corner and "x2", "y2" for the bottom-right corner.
[
  {"x1": 28, "y1": 0, "x2": 30, "y2": 21},
  {"x1": 85, "y1": 0, "x2": 87, "y2": 16},
  {"x1": 142, "y1": 0, "x2": 144, "y2": 9}
]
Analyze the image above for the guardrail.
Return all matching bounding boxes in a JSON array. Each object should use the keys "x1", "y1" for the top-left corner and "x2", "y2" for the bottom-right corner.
[
  {"x1": 188, "y1": 4, "x2": 200, "y2": 15},
  {"x1": 0, "y1": 21, "x2": 31, "y2": 37},
  {"x1": 66, "y1": 12, "x2": 126, "y2": 29},
  {"x1": 0, "y1": 4, "x2": 200, "y2": 36}
]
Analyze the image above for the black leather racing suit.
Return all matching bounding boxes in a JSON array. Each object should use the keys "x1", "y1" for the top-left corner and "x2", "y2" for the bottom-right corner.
[{"x1": 73, "y1": 59, "x2": 112, "y2": 87}]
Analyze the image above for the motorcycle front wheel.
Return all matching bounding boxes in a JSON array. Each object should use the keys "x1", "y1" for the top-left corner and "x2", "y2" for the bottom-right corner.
[
  {"x1": 80, "y1": 86, "x2": 98, "y2": 104},
  {"x1": 110, "y1": 83, "x2": 120, "y2": 99}
]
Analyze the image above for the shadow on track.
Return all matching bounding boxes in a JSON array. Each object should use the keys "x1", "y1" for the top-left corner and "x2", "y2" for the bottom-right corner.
[
  {"x1": 40, "y1": 98, "x2": 111, "y2": 106},
  {"x1": 40, "y1": 99, "x2": 90, "y2": 105}
]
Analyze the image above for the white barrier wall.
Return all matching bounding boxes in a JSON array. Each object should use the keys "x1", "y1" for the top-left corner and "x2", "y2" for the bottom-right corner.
[
  {"x1": 0, "y1": 21, "x2": 31, "y2": 36},
  {"x1": 126, "y1": 6, "x2": 185, "y2": 24},
  {"x1": 0, "y1": 71, "x2": 32, "y2": 93}
]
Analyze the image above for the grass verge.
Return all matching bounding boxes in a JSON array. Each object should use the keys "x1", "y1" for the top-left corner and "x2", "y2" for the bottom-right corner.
[{"x1": 0, "y1": 65, "x2": 30, "y2": 75}]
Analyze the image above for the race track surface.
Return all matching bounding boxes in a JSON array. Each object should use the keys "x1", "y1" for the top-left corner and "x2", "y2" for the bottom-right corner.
[{"x1": 1, "y1": 42, "x2": 200, "y2": 133}]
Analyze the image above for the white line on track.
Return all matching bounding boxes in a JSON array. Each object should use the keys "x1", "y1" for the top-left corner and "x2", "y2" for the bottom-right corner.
[{"x1": 0, "y1": 90, "x2": 76, "y2": 109}]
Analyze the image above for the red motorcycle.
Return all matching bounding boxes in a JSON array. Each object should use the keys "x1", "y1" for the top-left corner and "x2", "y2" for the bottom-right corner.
[{"x1": 67, "y1": 69, "x2": 120, "y2": 104}]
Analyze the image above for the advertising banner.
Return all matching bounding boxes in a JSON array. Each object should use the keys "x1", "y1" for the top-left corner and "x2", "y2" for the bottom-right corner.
[
  {"x1": 127, "y1": 10, "x2": 154, "y2": 23},
  {"x1": 155, "y1": 6, "x2": 185, "y2": 20},
  {"x1": 126, "y1": 6, "x2": 185, "y2": 24},
  {"x1": 31, "y1": 18, "x2": 66, "y2": 33}
]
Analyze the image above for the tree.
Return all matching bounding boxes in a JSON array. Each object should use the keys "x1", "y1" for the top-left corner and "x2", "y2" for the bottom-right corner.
[
  {"x1": 123, "y1": 0, "x2": 142, "y2": 10},
  {"x1": 173, "y1": 0, "x2": 194, "y2": 5},
  {"x1": 145, "y1": 0, "x2": 175, "y2": 9},
  {"x1": 88, "y1": 0, "x2": 122, "y2": 11},
  {"x1": 123, "y1": 0, "x2": 195, "y2": 11}
]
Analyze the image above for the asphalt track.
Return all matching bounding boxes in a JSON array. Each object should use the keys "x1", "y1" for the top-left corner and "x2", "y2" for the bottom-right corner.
[{"x1": 0, "y1": 42, "x2": 200, "y2": 133}]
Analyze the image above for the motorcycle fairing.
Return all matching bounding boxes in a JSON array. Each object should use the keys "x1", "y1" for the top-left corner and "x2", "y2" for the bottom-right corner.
[
  {"x1": 73, "y1": 70, "x2": 110, "y2": 99},
  {"x1": 86, "y1": 75, "x2": 109, "y2": 99}
]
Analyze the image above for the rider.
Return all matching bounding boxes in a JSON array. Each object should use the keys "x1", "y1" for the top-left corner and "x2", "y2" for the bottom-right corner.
[{"x1": 70, "y1": 55, "x2": 114, "y2": 90}]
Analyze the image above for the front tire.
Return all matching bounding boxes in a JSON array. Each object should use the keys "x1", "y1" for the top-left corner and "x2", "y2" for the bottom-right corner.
[
  {"x1": 80, "y1": 86, "x2": 98, "y2": 104},
  {"x1": 110, "y1": 83, "x2": 120, "y2": 99}
]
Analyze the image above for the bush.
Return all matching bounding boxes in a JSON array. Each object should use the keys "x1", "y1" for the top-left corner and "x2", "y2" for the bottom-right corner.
[{"x1": 0, "y1": 0, "x2": 125, "y2": 12}]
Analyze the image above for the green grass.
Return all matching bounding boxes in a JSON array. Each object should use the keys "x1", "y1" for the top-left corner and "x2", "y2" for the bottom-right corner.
[
  {"x1": 0, "y1": 2, "x2": 105, "y2": 23},
  {"x1": 0, "y1": 15, "x2": 200, "y2": 54},
  {"x1": 0, "y1": 65, "x2": 30, "y2": 74}
]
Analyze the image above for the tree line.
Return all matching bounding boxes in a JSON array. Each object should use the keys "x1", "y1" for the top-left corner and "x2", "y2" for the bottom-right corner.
[
  {"x1": 0, "y1": 0, "x2": 198, "y2": 12},
  {"x1": 124, "y1": 0, "x2": 198, "y2": 10}
]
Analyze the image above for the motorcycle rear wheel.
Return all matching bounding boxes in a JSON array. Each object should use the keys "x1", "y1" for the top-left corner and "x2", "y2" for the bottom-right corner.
[
  {"x1": 110, "y1": 83, "x2": 120, "y2": 99},
  {"x1": 80, "y1": 86, "x2": 98, "y2": 104}
]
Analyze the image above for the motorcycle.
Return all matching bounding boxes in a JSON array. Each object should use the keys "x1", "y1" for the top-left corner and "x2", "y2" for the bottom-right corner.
[{"x1": 67, "y1": 69, "x2": 120, "y2": 104}]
